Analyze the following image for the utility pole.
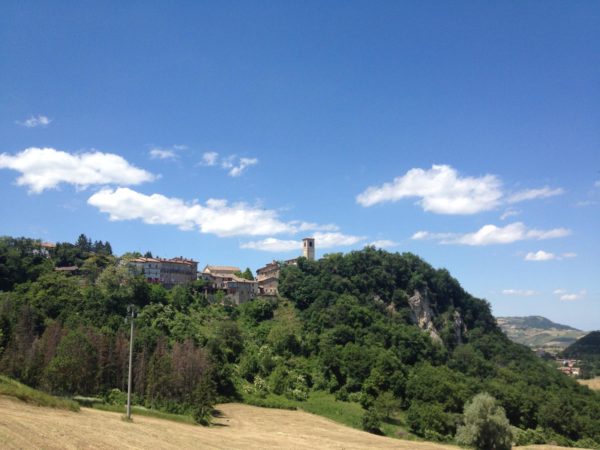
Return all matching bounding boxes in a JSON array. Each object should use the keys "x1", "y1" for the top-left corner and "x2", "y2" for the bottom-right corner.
[{"x1": 126, "y1": 304, "x2": 136, "y2": 420}]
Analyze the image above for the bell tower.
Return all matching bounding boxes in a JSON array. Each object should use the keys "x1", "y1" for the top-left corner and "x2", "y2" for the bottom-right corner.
[{"x1": 302, "y1": 237, "x2": 315, "y2": 261}]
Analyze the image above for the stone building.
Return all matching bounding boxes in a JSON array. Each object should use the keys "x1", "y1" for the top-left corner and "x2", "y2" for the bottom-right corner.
[
  {"x1": 201, "y1": 265, "x2": 258, "y2": 305},
  {"x1": 256, "y1": 238, "x2": 316, "y2": 296},
  {"x1": 302, "y1": 237, "x2": 315, "y2": 261},
  {"x1": 128, "y1": 256, "x2": 198, "y2": 289}
]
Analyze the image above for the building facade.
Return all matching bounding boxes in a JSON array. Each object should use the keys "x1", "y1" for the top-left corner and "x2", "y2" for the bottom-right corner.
[{"x1": 128, "y1": 256, "x2": 198, "y2": 288}]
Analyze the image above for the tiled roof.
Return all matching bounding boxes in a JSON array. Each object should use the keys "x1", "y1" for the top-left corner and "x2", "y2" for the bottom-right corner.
[{"x1": 203, "y1": 265, "x2": 241, "y2": 273}]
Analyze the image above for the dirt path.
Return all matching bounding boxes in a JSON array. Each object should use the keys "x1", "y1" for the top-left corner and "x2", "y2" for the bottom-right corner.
[{"x1": 0, "y1": 397, "x2": 456, "y2": 449}]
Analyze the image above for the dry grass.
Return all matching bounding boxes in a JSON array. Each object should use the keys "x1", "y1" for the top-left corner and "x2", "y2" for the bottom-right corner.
[
  {"x1": 578, "y1": 377, "x2": 600, "y2": 391},
  {"x1": 0, "y1": 397, "x2": 458, "y2": 449}
]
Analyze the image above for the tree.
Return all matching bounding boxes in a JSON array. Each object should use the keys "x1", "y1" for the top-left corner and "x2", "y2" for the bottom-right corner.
[{"x1": 456, "y1": 393, "x2": 512, "y2": 450}]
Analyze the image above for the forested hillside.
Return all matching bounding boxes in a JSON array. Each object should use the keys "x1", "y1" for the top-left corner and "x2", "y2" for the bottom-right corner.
[
  {"x1": 563, "y1": 331, "x2": 600, "y2": 379},
  {"x1": 1, "y1": 236, "x2": 599, "y2": 448}
]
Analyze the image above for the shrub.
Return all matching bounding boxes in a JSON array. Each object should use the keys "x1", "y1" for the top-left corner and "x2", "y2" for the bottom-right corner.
[
  {"x1": 455, "y1": 393, "x2": 512, "y2": 450},
  {"x1": 362, "y1": 407, "x2": 382, "y2": 434}
]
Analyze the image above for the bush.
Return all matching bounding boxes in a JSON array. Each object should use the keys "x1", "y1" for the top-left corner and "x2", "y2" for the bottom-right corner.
[
  {"x1": 455, "y1": 393, "x2": 512, "y2": 450},
  {"x1": 362, "y1": 407, "x2": 382, "y2": 434},
  {"x1": 191, "y1": 377, "x2": 216, "y2": 426},
  {"x1": 407, "y1": 401, "x2": 456, "y2": 440}
]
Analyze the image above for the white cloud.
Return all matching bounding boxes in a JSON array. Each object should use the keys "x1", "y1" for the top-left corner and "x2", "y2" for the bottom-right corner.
[
  {"x1": 290, "y1": 221, "x2": 339, "y2": 232},
  {"x1": 88, "y1": 187, "x2": 295, "y2": 237},
  {"x1": 17, "y1": 115, "x2": 52, "y2": 128},
  {"x1": 357, "y1": 164, "x2": 502, "y2": 214},
  {"x1": 525, "y1": 250, "x2": 557, "y2": 261},
  {"x1": 501, "y1": 289, "x2": 540, "y2": 296},
  {"x1": 411, "y1": 231, "x2": 457, "y2": 241},
  {"x1": 201, "y1": 152, "x2": 258, "y2": 176},
  {"x1": 149, "y1": 148, "x2": 177, "y2": 160},
  {"x1": 227, "y1": 157, "x2": 258, "y2": 177},
  {"x1": 241, "y1": 231, "x2": 365, "y2": 252},
  {"x1": 369, "y1": 240, "x2": 399, "y2": 249},
  {"x1": 0, "y1": 147, "x2": 155, "y2": 193},
  {"x1": 507, "y1": 186, "x2": 564, "y2": 204},
  {"x1": 356, "y1": 164, "x2": 564, "y2": 214},
  {"x1": 240, "y1": 238, "x2": 301, "y2": 252},
  {"x1": 313, "y1": 231, "x2": 365, "y2": 248},
  {"x1": 201, "y1": 152, "x2": 219, "y2": 166},
  {"x1": 525, "y1": 251, "x2": 576, "y2": 261},
  {"x1": 552, "y1": 289, "x2": 586, "y2": 301},
  {"x1": 500, "y1": 209, "x2": 520, "y2": 220},
  {"x1": 413, "y1": 222, "x2": 570, "y2": 246},
  {"x1": 595, "y1": 180, "x2": 600, "y2": 188}
]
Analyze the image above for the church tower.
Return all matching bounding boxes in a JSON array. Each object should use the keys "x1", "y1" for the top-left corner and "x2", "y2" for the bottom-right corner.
[{"x1": 302, "y1": 237, "x2": 315, "y2": 261}]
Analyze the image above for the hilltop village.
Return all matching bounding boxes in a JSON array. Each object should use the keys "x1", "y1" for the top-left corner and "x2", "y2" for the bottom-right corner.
[{"x1": 124, "y1": 237, "x2": 315, "y2": 305}]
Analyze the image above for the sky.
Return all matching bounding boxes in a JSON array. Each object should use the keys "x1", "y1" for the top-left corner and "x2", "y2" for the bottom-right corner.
[{"x1": 1, "y1": 1, "x2": 599, "y2": 330}]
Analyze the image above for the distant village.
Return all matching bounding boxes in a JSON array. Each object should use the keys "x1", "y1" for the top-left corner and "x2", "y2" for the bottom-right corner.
[{"x1": 123, "y1": 237, "x2": 315, "y2": 305}]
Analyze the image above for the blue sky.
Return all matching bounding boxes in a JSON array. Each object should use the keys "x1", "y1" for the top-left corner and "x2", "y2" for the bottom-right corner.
[{"x1": 1, "y1": 1, "x2": 599, "y2": 329}]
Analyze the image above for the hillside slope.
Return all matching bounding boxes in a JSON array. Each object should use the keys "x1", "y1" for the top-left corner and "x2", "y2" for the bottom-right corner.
[
  {"x1": 0, "y1": 397, "x2": 453, "y2": 450},
  {"x1": 563, "y1": 331, "x2": 600, "y2": 359},
  {"x1": 497, "y1": 316, "x2": 585, "y2": 352}
]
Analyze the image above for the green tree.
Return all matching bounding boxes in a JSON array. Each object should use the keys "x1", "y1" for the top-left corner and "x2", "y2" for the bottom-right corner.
[
  {"x1": 455, "y1": 392, "x2": 512, "y2": 450},
  {"x1": 44, "y1": 329, "x2": 98, "y2": 395}
]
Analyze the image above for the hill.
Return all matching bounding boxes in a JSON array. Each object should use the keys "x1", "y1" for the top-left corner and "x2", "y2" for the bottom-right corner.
[
  {"x1": 1, "y1": 239, "x2": 600, "y2": 447},
  {"x1": 563, "y1": 331, "x2": 600, "y2": 359},
  {"x1": 0, "y1": 396, "x2": 452, "y2": 450},
  {"x1": 497, "y1": 316, "x2": 585, "y2": 353},
  {"x1": 563, "y1": 332, "x2": 600, "y2": 379}
]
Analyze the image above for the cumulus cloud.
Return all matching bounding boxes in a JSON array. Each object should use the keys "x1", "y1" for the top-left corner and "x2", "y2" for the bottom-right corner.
[
  {"x1": 241, "y1": 232, "x2": 365, "y2": 252},
  {"x1": 200, "y1": 152, "x2": 258, "y2": 176},
  {"x1": 507, "y1": 186, "x2": 565, "y2": 204},
  {"x1": 501, "y1": 289, "x2": 540, "y2": 296},
  {"x1": 525, "y1": 250, "x2": 557, "y2": 261},
  {"x1": 312, "y1": 231, "x2": 365, "y2": 248},
  {"x1": 369, "y1": 240, "x2": 399, "y2": 249},
  {"x1": 524, "y1": 250, "x2": 577, "y2": 261},
  {"x1": 356, "y1": 165, "x2": 502, "y2": 214},
  {"x1": 226, "y1": 157, "x2": 258, "y2": 177},
  {"x1": 412, "y1": 222, "x2": 571, "y2": 246},
  {"x1": 0, "y1": 147, "x2": 155, "y2": 193},
  {"x1": 201, "y1": 152, "x2": 219, "y2": 166},
  {"x1": 17, "y1": 115, "x2": 52, "y2": 128},
  {"x1": 88, "y1": 187, "x2": 295, "y2": 237},
  {"x1": 356, "y1": 164, "x2": 564, "y2": 214}
]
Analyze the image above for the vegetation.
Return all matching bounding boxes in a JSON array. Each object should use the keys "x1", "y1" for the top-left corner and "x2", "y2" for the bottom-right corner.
[
  {"x1": 563, "y1": 331, "x2": 600, "y2": 378},
  {"x1": 1, "y1": 236, "x2": 600, "y2": 446},
  {"x1": 455, "y1": 393, "x2": 512, "y2": 450},
  {"x1": 0, "y1": 374, "x2": 79, "y2": 411}
]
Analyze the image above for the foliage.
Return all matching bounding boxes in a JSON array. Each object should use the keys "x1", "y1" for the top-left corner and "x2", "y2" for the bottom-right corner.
[
  {"x1": 455, "y1": 393, "x2": 513, "y2": 450},
  {"x1": 0, "y1": 374, "x2": 79, "y2": 411},
  {"x1": 1, "y1": 241, "x2": 600, "y2": 445}
]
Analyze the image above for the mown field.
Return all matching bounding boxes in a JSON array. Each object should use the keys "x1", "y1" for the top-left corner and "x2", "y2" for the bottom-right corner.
[
  {"x1": 0, "y1": 396, "x2": 455, "y2": 450},
  {"x1": 578, "y1": 377, "x2": 600, "y2": 391},
  {"x1": 0, "y1": 395, "x2": 591, "y2": 450}
]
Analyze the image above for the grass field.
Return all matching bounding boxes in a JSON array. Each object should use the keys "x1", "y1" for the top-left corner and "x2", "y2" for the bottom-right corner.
[
  {"x1": 578, "y1": 377, "x2": 600, "y2": 391},
  {"x1": 0, "y1": 375, "x2": 79, "y2": 411},
  {"x1": 0, "y1": 394, "x2": 590, "y2": 449},
  {"x1": 0, "y1": 396, "x2": 458, "y2": 449}
]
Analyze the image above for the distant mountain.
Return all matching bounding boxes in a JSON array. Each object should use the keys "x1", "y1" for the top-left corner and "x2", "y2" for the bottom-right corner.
[
  {"x1": 497, "y1": 316, "x2": 586, "y2": 353},
  {"x1": 563, "y1": 331, "x2": 600, "y2": 359}
]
